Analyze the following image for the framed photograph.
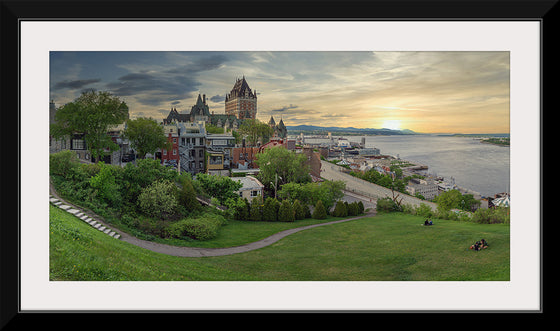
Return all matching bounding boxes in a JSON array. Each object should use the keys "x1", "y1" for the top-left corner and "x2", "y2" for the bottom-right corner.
[{"x1": 3, "y1": 0, "x2": 553, "y2": 322}]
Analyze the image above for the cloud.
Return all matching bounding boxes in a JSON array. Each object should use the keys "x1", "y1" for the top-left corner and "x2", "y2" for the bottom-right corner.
[
  {"x1": 270, "y1": 104, "x2": 299, "y2": 112},
  {"x1": 104, "y1": 53, "x2": 231, "y2": 108},
  {"x1": 53, "y1": 79, "x2": 101, "y2": 90},
  {"x1": 209, "y1": 94, "x2": 225, "y2": 103},
  {"x1": 321, "y1": 113, "x2": 350, "y2": 118}
]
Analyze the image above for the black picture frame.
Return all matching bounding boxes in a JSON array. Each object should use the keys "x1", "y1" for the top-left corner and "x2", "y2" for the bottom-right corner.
[{"x1": 2, "y1": 0, "x2": 555, "y2": 326}]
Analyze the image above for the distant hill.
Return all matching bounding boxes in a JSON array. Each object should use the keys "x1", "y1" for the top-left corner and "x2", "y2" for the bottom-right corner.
[{"x1": 286, "y1": 124, "x2": 418, "y2": 135}]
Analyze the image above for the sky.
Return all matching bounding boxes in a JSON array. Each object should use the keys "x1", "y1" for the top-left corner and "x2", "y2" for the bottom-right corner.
[{"x1": 50, "y1": 51, "x2": 510, "y2": 134}]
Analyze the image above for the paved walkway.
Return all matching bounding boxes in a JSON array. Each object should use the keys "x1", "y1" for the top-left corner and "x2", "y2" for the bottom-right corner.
[{"x1": 49, "y1": 183, "x2": 375, "y2": 258}]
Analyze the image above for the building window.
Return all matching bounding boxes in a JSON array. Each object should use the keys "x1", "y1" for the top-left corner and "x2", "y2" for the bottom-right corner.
[
  {"x1": 199, "y1": 149, "x2": 204, "y2": 157},
  {"x1": 173, "y1": 149, "x2": 177, "y2": 155},
  {"x1": 173, "y1": 138, "x2": 177, "y2": 143},
  {"x1": 163, "y1": 149, "x2": 167, "y2": 155},
  {"x1": 71, "y1": 139, "x2": 85, "y2": 150},
  {"x1": 251, "y1": 190, "x2": 259, "y2": 197}
]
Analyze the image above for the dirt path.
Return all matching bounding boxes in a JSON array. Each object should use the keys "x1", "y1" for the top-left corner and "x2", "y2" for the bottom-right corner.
[{"x1": 50, "y1": 182, "x2": 375, "y2": 257}]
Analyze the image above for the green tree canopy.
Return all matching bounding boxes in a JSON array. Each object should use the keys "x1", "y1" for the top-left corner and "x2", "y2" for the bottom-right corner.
[
  {"x1": 238, "y1": 119, "x2": 273, "y2": 146},
  {"x1": 50, "y1": 90, "x2": 129, "y2": 162},
  {"x1": 123, "y1": 117, "x2": 170, "y2": 159},
  {"x1": 196, "y1": 173, "x2": 243, "y2": 205},
  {"x1": 435, "y1": 189, "x2": 480, "y2": 212},
  {"x1": 255, "y1": 146, "x2": 311, "y2": 190},
  {"x1": 278, "y1": 180, "x2": 345, "y2": 211}
]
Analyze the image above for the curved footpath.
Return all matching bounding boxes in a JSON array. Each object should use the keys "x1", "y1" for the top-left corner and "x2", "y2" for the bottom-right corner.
[{"x1": 49, "y1": 184, "x2": 375, "y2": 257}]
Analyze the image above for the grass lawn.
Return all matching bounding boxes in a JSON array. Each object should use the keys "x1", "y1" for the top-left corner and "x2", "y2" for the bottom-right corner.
[{"x1": 50, "y1": 205, "x2": 509, "y2": 281}]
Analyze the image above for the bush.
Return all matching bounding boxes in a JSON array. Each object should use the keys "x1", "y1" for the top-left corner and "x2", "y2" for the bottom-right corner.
[
  {"x1": 137, "y1": 179, "x2": 179, "y2": 219},
  {"x1": 230, "y1": 198, "x2": 250, "y2": 221},
  {"x1": 249, "y1": 195, "x2": 264, "y2": 221},
  {"x1": 263, "y1": 197, "x2": 280, "y2": 222},
  {"x1": 89, "y1": 162, "x2": 121, "y2": 207},
  {"x1": 357, "y1": 201, "x2": 365, "y2": 214},
  {"x1": 472, "y1": 207, "x2": 509, "y2": 224},
  {"x1": 50, "y1": 150, "x2": 79, "y2": 177},
  {"x1": 168, "y1": 213, "x2": 226, "y2": 240},
  {"x1": 347, "y1": 201, "x2": 359, "y2": 216},
  {"x1": 178, "y1": 176, "x2": 201, "y2": 214},
  {"x1": 376, "y1": 197, "x2": 401, "y2": 213},
  {"x1": 414, "y1": 203, "x2": 434, "y2": 218},
  {"x1": 278, "y1": 199, "x2": 295, "y2": 222},
  {"x1": 292, "y1": 199, "x2": 306, "y2": 220},
  {"x1": 332, "y1": 201, "x2": 348, "y2": 217},
  {"x1": 312, "y1": 200, "x2": 327, "y2": 219}
]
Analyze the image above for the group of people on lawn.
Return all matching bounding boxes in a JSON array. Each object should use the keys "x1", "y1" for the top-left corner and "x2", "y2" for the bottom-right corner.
[{"x1": 423, "y1": 219, "x2": 489, "y2": 251}]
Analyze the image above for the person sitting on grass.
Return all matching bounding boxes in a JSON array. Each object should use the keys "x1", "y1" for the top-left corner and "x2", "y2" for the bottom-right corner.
[
  {"x1": 424, "y1": 219, "x2": 433, "y2": 226},
  {"x1": 470, "y1": 239, "x2": 488, "y2": 251}
]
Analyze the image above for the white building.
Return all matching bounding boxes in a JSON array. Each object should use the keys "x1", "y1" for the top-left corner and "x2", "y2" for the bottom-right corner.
[
  {"x1": 234, "y1": 176, "x2": 264, "y2": 202},
  {"x1": 406, "y1": 178, "x2": 440, "y2": 200}
]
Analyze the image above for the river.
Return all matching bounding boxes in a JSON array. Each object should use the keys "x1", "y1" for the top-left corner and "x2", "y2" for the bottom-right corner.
[{"x1": 316, "y1": 134, "x2": 509, "y2": 198}]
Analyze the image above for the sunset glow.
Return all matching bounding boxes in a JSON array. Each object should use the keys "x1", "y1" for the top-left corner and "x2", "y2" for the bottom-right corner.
[{"x1": 50, "y1": 51, "x2": 510, "y2": 134}]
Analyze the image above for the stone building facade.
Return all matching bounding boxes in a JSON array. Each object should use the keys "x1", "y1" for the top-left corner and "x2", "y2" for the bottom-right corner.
[{"x1": 225, "y1": 76, "x2": 257, "y2": 120}]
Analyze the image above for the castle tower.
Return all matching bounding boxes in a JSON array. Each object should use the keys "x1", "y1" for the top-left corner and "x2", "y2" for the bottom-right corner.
[{"x1": 224, "y1": 76, "x2": 257, "y2": 120}]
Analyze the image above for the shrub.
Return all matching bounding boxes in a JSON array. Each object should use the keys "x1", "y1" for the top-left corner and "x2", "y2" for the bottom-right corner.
[
  {"x1": 230, "y1": 198, "x2": 250, "y2": 221},
  {"x1": 472, "y1": 207, "x2": 509, "y2": 224},
  {"x1": 292, "y1": 199, "x2": 306, "y2": 220},
  {"x1": 137, "y1": 179, "x2": 179, "y2": 219},
  {"x1": 347, "y1": 201, "x2": 359, "y2": 216},
  {"x1": 89, "y1": 162, "x2": 121, "y2": 207},
  {"x1": 278, "y1": 199, "x2": 295, "y2": 222},
  {"x1": 376, "y1": 197, "x2": 401, "y2": 213},
  {"x1": 333, "y1": 200, "x2": 348, "y2": 217},
  {"x1": 178, "y1": 176, "x2": 201, "y2": 213},
  {"x1": 263, "y1": 197, "x2": 280, "y2": 222},
  {"x1": 415, "y1": 203, "x2": 434, "y2": 218},
  {"x1": 357, "y1": 201, "x2": 365, "y2": 214},
  {"x1": 312, "y1": 200, "x2": 327, "y2": 219},
  {"x1": 168, "y1": 213, "x2": 225, "y2": 240},
  {"x1": 49, "y1": 150, "x2": 79, "y2": 177},
  {"x1": 249, "y1": 195, "x2": 264, "y2": 221}
]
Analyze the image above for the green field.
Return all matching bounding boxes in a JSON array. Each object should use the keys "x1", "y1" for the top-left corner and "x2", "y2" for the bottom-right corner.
[{"x1": 50, "y1": 205, "x2": 509, "y2": 281}]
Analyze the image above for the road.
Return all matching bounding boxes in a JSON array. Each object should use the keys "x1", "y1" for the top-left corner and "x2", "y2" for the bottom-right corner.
[{"x1": 320, "y1": 160, "x2": 438, "y2": 211}]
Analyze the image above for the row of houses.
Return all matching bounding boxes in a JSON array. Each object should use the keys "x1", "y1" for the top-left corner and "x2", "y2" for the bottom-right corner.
[{"x1": 49, "y1": 104, "x2": 322, "y2": 202}]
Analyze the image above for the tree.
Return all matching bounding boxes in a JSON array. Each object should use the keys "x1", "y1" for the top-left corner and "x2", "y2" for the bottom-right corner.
[
  {"x1": 277, "y1": 180, "x2": 345, "y2": 212},
  {"x1": 89, "y1": 162, "x2": 121, "y2": 206},
  {"x1": 278, "y1": 199, "x2": 295, "y2": 222},
  {"x1": 178, "y1": 175, "x2": 201, "y2": 213},
  {"x1": 137, "y1": 179, "x2": 179, "y2": 219},
  {"x1": 292, "y1": 199, "x2": 306, "y2": 220},
  {"x1": 196, "y1": 173, "x2": 243, "y2": 205},
  {"x1": 249, "y1": 195, "x2": 264, "y2": 221},
  {"x1": 255, "y1": 146, "x2": 311, "y2": 191},
  {"x1": 333, "y1": 200, "x2": 348, "y2": 217},
  {"x1": 50, "y1": 90, "x2": 129, "y2": 162},
  {"x1": 238, "y1": 119, "x2": 273, "y2": 146},
  {"x1": 123, "y1": 117, "x2": 170, "y2": 159},
  {"x1": 312, "y1": 200, "x2": 327, "y2": 219},
  {"x1": 263, "y1": 197, "x2": 280, "y2": 222}
]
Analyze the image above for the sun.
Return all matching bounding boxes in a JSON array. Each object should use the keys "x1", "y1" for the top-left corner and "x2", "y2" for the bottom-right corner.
[{"x1": 382, "y1": 120, "x2": 401, "y2": 131}]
